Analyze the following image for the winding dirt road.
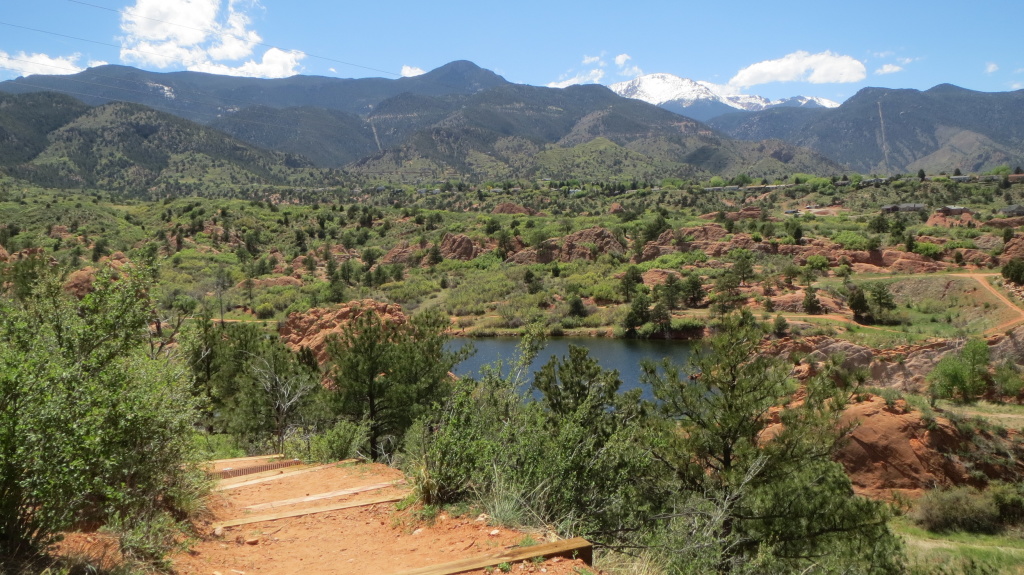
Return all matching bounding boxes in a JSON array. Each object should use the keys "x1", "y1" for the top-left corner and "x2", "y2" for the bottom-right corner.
[{"x1": 950, "y1": 273, "x2": 1024, "y2": 335}]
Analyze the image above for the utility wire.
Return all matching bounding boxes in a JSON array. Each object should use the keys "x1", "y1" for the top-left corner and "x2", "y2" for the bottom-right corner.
[
  {"x1": 64, "y1": 0, "x2": 401, "y2": 77},
  {"x1": 0, "y1": 59, "x2": 362, "y2": 146},
  {"x1": 3, "y1": 73, "x2": 369, "y2": 161}
]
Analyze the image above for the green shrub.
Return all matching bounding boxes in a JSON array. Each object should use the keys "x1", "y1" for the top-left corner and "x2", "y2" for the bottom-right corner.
[
  {"x1": 912, "y1": 487, "x2": 1000, "y2": 533},
  {"x1": 989, "y1": 482, "x2": 1024, "y2": 525},
  {"x1": 409, "y1": 339, "x2": 656, "y2": 538},
  {"x1": 832, "y1": 230, "x2": 870, "y2": 251},
  {"x1": 306, "y1": 420, "x2": 369, "y2": 462},
  {"x1": 0, "y1": 268, "x2": 206, "y2": 560},
  {"x1": 254, "y1": 302, "x2": 275, "y2": 319},
  {"x1": 913, "y1": 242, "x2": 944, "y2": 259}
]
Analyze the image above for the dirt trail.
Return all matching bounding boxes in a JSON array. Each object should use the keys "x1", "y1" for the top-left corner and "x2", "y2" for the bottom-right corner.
[
  {"x1": 170, "y1": 460, "x2": 597, "y2": 575},
  {"x1": 950, "y1": 273, "x2": 1024, "y2": 334}
]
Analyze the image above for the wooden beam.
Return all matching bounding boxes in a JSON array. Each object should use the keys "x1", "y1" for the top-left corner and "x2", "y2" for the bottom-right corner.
[
  {"x1": 212, "y1": 459, "x2": 302, "y2": 480},
  {"x1": 214, "y1": 464, "x2": 316, "y2": 489},
  {"x1": 213, "y1": 494, "x2": 405, "y2": 529},
  {"x1": 386, "y1": 537, "x2": 593, "y2": 575},
  {"x1": 214, "y1": 460, "x2": 358, "y2": 491},
  {"x1": 208, "y1": 454, "x2": 284, "y2": 465},
  {"x1": 244, "y1": 481, "x2": 400, "y2": 511}
]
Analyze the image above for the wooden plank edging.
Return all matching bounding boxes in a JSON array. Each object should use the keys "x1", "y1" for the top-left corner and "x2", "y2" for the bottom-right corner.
[
  {"x1": 213, "y1": 464, "x2": 316, "y2": 489},
  {"x1": 212, "y1": 493, "x2": 406, "y2": 529},
  {"x1": 214, "y1": 459, "x2": 359, "y2": 490},
  {"x1": 209, "y1": 453, "x2": 284, "y2": 465},
  {"x1": 386, "y1": 537, "x2": 594, "y2": 575},
  {"x1": 212, "y1": 459, "x2": 301, "y2": 480},
  {"x1": 244, "y1": 481, "x2": 400, "y2": 510}
]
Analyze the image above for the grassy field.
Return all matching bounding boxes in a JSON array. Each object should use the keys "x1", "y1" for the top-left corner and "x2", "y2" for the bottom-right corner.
[
  {"x1": 935, "y1": 400, "x2": 1024, "y2": 431},
  {"x1": 896, "y1": 517, "x2": 1024, "y2": 574}
]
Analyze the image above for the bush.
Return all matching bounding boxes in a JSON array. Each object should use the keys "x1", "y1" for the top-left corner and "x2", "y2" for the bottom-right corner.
[
  {"x1": 832, "y1": 230, "x2": 870, "y2": 251},
  {"x1": 409, "y1": 339, "x2": 657, "y2": 538},
  {"x1": 912, "y1": 487, "x2": 1000, "y2": 533},
  {"x1": 307, "y1": 420, "x2": 369, "y2": 462},
  {"x1": 254, "y1": 302, "x2": 275, "y2": 319},
  {"x1": 913, "y1": 242, "x2": 944, "y2": 260},
  {"x1": 0, "y1": 267, "x2": 206, "y2": 560}
]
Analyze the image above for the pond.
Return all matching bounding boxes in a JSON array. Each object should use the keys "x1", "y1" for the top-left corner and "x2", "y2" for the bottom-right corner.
[{"x1": 449, "y1": 336, "x2": 697, "y2": 400}]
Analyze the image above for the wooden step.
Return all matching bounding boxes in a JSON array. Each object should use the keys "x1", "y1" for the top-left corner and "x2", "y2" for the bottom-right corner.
[
  {"x1": 244, "y1": 481, "x2": 400, "y2": 511},
  {"x1": 214, "y1": 464, "x2": 316, "y2": 489},
  {"x1": 213, "y1": 493, "x2": 407, "y2": 529},
  {"x1": 211, "y1": 459, "x2": 300, "y2": 480},
  {"x1": 214, "y1": 459, "x2": 359, "y2": 490},
  {"x1": 208, "y1": 453, "x2": 284, "y2": 465},
  {"x1": 387, "y1": 537, "x2": 593, "y2": 575}
]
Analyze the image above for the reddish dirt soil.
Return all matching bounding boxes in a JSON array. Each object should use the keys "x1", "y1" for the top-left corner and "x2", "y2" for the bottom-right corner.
[{"x1": 170, "y1": 461, "x2": 600, "y2": 575}]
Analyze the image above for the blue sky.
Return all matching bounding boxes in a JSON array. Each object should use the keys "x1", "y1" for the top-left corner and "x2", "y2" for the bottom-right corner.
[{"x1": 2, "y1": 0, "x2": 1022, "y2": 103}]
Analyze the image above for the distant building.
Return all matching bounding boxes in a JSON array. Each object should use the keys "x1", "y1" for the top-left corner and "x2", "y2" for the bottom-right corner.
[
  {"x1": 936, "y1": 206, "x2": 970, "y2": 216},
  {"x1": 999, "y1": 205, "x2": 1024, "y2": 217},
  {"x1": 1010, "y1": 174, "x2": 1024, "y2": 184}
]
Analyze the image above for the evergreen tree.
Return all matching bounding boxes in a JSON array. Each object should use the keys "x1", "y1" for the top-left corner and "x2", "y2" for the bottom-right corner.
[
  {"x1": 326, "y1": 309, "x2": 469, "y2": 460},
  {"x1": 641, "y1": 315, "x2": 903, "y2": 573}
]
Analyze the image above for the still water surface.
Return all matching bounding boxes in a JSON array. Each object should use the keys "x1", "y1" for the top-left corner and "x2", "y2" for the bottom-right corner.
[{"x1": 449, "y1": 337, "x2": 696, "y2": 399}]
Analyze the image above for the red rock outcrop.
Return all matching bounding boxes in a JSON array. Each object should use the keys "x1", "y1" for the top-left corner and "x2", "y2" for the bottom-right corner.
[
  {"x1": 985, "y1": 216, "x2": 1024, "y2": 229},
  {"x1": 641, "y1": 269, "x2": 682, "y2": 286},
  {"x1": 506, "y1": 227, "x2": 625, "y2": 264},
  {"x1": 836, "y1": 396, "x2": 977, "y2": 498},
  {"x1": 439, "y1": 233, "x2": 482, "y2": 261},
  {"x1": 279, "y1": 300, "x2": 408, "y2": 365},
  {"x1": 559, "y1": 227, "x2": 626, "y2": 262},
  {"x1": 381, "y1": 241, "x2": 423, "y2": 266},
  {"x1": 1001, "y1": 237, "x2": 1024, "y2": 264},
  {"x1": 62, "y1": 252, "x2": 129, "y2": 298},
  {"x1": 769, "y1": 290, "x2": 844, "y2": 314}
]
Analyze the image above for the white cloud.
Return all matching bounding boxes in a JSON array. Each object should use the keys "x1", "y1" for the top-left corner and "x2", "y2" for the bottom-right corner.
[
  {"x1": 547, "y1": 67, "x2": 604, "y2": 88},
  {"x1": 582, "y1": 55, "x2": 603, "y2": 65},
  {"x1": 611, "y1": 53, "x2": 642, "y2": 77},
  {"x1": 1013, "y1": 82, "x2": 1024, "y2": 90},
  {"x1": 875, "y1": 64, "x2": 903, "y2": 75},
  {"x1": 986, "y1": 62, "x2": 999, "y2": 74},
  {"x1": 0, "y1": 51, "x2": 85, "y2": 76},
  {"x1": 729, "y1": 51, "x2": 866, "y2": 88},
  {"x1": 401, "y1": 65, "x2": 426, "y2": 77},
  {"x1": 873, "y1": 51, "x2": 895, "y2": 58},
  {"x1": 88, "y1": 59, "x2": 110, "y2": 68},
  {"x1": 189, "y1": 47, "x2": 304, "y2": 78},
  {"x1": 119, "y1": 0, "x2": 304, "y2": 78}
]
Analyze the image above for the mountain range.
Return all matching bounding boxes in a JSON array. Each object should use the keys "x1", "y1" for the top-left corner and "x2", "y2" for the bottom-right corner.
[
  {"x1": 609, "y1": 73, "x2": 839, "y2": 122},
  {"x1": 707, "y1": 84, "x2": 1024, "y2": 174},
  {"x1": 0, "y1": 61, "x2": 1021, "y2": 181},
  {"x1": 0, "y1": 62, "x2": 841, "y2": 184}
]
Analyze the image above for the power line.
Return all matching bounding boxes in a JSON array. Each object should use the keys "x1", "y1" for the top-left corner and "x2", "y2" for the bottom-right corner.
[
  {"x1": 0, "y1": 56, "x2": 367, "y2": 146},
  {"x1": 64, "y1": 0, "x2": 401, "y2": 77},
  {"x1": 3, "y1": 73, "x2": 373, "y2": 165}
]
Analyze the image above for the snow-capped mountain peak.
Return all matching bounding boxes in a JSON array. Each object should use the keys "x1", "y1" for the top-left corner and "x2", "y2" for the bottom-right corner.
[
  {"x1": 609, "y1": 73, "x2": 839, "y2": 121},
  {"x1": 611, "y1": 73, "x2": 719, "y2": 106}
]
